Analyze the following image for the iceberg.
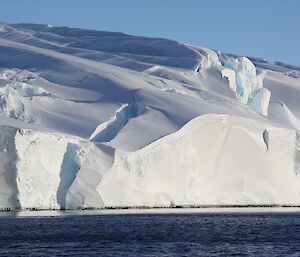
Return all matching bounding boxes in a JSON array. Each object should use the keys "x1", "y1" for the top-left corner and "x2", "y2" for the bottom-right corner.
[{"x1": 0, "y1": 23, "x2": 299, "y2": 210}]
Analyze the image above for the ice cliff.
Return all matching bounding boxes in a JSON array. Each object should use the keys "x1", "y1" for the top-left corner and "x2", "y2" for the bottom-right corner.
[
  {"x1": 0, "y1": 114, "x2": 299, "y2": 210},
  {"x1": 0, "y1": 23, "x2": 300, "y2": 209}
]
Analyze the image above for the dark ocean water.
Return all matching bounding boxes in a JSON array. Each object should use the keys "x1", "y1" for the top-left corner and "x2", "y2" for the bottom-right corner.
[{"x1": 0, "y1": 209, "x2": 300, "y2": 256}]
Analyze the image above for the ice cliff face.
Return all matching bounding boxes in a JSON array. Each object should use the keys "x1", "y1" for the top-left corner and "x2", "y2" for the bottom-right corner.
[
  {"x1": 0, "y1": 23, "x2": 300, "y2": 209},
  {"x1": 0, "y1": 127, "x2": 116, "y2": 210},
  {"x1": 99, "y1": 115, "x2": 300, "y2": 207},
  {"x1": 0, "y1": 114, "x2": 300, "y2": 210}
]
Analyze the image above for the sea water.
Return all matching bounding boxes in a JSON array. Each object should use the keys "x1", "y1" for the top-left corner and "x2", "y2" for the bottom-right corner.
[{"x1": 0, "y1": 208, "x2": 299, "y2": 256}]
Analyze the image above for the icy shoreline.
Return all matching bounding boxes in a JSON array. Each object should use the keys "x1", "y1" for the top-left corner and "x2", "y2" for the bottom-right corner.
[{"x1": 1, "y1": 206, "x2": 300, "y2": 218}]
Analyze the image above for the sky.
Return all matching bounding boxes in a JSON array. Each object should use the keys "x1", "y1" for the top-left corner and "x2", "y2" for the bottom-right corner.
[{"x1": 1, "y1": 0, "x2": 300, "y2": 66}]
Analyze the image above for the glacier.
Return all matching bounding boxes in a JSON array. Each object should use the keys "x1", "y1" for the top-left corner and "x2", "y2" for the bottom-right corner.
[{"x1": 0, "y1": 23, "x2": 300, "y2": 210}]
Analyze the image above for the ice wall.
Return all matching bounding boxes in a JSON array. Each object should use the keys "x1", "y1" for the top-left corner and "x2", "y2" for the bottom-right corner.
[
  {"x1": 66, "y1": 143, "x2": 115, "y2": 209},
  {"x1": 0, "y1": 127, "x2": 19, "y2": 210},
  {"x1": 295, "y1": 132, "x2": 300, "y2": 176},
  {"x1": 0, "y1": 114, "x2": 299, "y2": 210},
  {"x1": 0, "y1": 126, "x2": 115, "y2": 210},
  {"x1": 16, "y1": 130, "x2": 71, "y2": 209},
  {"x1": 220, "y1": 55, "x2": 271, "y2": 116},
  {"x1": 98, "y1": 115, "x2": 300, "y2": 207}
]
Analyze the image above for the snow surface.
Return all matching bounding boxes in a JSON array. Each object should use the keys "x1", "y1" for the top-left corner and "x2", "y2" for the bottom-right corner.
[{"x1": 0, "y1": 23, "x2": 300, "y2": 210}]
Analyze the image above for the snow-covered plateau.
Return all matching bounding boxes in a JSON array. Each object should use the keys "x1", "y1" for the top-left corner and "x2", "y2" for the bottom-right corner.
[{"x1": 0, "y1": 23, "x2": 300, "y2": 210}]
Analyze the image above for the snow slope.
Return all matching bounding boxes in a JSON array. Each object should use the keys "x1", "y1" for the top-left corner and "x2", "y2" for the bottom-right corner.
[{"x1": 0, "y1": 22, "x2": 300, "y2": 209}]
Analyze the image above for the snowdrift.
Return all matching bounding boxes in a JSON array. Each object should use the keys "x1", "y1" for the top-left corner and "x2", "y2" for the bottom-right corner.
[{"x1": 0, "y1": 23, "x2": 300, "y2": 209}]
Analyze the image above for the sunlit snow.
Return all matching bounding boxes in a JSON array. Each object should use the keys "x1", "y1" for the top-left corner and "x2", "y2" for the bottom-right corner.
[{"x1": 0, "y1": 23, "x2": 300, "y2": 210}]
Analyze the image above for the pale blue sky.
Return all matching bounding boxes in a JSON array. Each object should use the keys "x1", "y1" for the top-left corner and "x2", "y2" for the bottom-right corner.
[{"x1": 1, "y1": 0, "x2": 299, "y2": 65}]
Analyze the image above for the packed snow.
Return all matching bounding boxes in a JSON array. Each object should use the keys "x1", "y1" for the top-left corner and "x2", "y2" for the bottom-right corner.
[{"x1": 0, "y1": 22, "x2": 300, "y2": 210}]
